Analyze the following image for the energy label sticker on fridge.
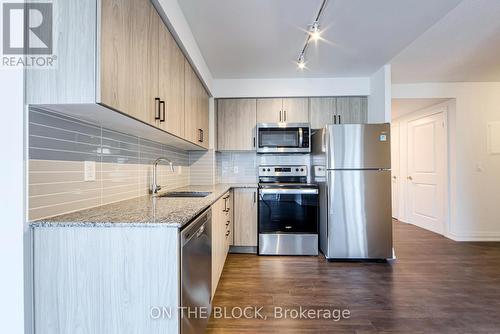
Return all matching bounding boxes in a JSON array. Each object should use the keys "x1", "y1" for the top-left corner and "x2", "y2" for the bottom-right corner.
[{"x1": 379, "y1": 134, "x2": 387, "y2": 142}]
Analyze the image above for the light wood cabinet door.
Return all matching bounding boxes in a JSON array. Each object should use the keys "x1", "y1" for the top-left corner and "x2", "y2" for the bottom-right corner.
[
  {"x1": 217, "y1": 99, "x2": 257, "y2": 151},
  {"x1": 233, "y1": 188, "x2": 258, "y2": 247},
  {"x1": 211, "y1": 191, "x2": 232, "y2": 298},
  {"x1": 257, "y1": 98, "x2": 283, "y2": 123},
  {"x1": 282, "y1": 98, "x2": 309, "y2": 123},
  {"x1": 185, "y1": 60, "x2": 209, "y2": 148},
  {"x1": 100, "y1": 0, "x2": 159, "y2": 124},
  {"x1": 157, "y1": 22, "x2": 185, "y2": 137},
  {"x1": 310, "y1": 97, "x2": 336, "y2": 129},
  {"x1": 198, "y1": 86, "x2": 209, "y2": 149},
  {"x1": 336, "y1": 97, "x2": 368, "y2": 124}
]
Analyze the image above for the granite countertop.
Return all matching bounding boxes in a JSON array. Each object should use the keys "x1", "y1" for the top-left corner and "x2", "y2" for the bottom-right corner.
[{"x1": 30, "y1": 183, "x2": 258, "y2": 228}]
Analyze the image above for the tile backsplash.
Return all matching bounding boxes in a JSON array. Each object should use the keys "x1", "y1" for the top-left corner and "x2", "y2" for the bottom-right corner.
[
  {"x1": 28, "y1": 107, "x2": 190, "y2": 220},
  {"x1": 216, "y1": 152, "x2": 311, "y2": 184},
  {"x1": 29, "y1": 107, "x2": 313, "y2": 220}
]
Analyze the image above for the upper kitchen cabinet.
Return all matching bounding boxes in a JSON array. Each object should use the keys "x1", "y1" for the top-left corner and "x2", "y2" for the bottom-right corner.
[
  {"x1": 310, "y1": 97, "x2": 336, "y2": 129},
  {"x1": 282, "y1": 98, "x2": 309, "y2": 123},
  {"x1": 100, "y1": 0, "x2": 159, "y2": 124},
  {"x1": 336, "y1": 97, "x2": 368, "y2": 124},
  {"x1": 257, "y1": 98, "x2": 283, "y2": 123},
  {"x1": 185, "y1": 60, "x2": 209, "y2": 149},
  {"x1": 217, "y1": 99, "x2": 257, "y2": 151},
  {"x1": 156, "y1": 22, "x2": 185, "y2": 138},
  {"x1": 25, "y1": 0, "x2": 209, "y2": 151},
  {"x1": 257, "y1": 98, "x2": 308, "y2": 123},
  {"x1": 309, "y1": 97, "x2": 368, "y2": 129}
]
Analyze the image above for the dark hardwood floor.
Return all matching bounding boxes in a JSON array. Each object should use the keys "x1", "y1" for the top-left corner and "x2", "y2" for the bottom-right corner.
[{"x1": 207, "y1": 221, "x2": 500, "y2": 333}]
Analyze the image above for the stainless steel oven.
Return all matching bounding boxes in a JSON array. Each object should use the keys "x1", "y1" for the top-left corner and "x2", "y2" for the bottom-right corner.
[
  {"x1": 256, "y1": 123, "x2": 311, "y2": 153},
  {"x1": 258, "y1": 166, "x2": 319, "y2": 255}
]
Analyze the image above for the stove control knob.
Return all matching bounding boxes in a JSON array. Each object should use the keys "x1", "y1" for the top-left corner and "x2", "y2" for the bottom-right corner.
[
  {"x1": 300, "y1": 168, "x2": 304, "y2": 172},
  {"x1": 267, "y1": 168, "x2": 271, "y2": 172},
  {"x1": 295, "y1": 168, "x2": 299, "y2": 172}
]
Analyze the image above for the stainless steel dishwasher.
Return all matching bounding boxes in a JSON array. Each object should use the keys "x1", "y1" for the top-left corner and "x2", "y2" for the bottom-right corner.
[{"x1": 180, "y1": 208, "x2": 212, "y2": 334}]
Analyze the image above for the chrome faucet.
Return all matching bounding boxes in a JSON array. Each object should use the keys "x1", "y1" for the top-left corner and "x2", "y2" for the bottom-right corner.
[{"x1": 151, "y1": 157, "x2": 174, "y2": 196}]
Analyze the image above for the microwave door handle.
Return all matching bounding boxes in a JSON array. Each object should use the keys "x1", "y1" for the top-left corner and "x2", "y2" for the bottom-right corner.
[{"x1": 299, "y1": 128, "x2": 303, "y2": 147}]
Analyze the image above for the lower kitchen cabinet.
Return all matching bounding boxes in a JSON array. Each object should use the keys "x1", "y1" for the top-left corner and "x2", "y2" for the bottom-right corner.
[
  {"x1": 33, "y1": 227, "x2": 180, "y2": 334},
  {"x1": 233, "y1": 188, "x2": 258, "y2": 247},
  {"x1": 211, "y1": 191, "x2": 233, "y2": 298}
]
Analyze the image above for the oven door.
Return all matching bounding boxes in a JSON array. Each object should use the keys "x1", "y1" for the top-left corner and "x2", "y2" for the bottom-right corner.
[
  {"x1": 257, "y1": 124, "x2": 310, "y2": 153},
  {"x1": 258, "y1": 188, "x2": 318, "y2": 233}
]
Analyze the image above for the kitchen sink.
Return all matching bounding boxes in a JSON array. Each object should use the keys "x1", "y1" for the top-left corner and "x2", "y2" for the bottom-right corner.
[{"x1": 159, "y1": 191, "x2": 211, "y2": 198}]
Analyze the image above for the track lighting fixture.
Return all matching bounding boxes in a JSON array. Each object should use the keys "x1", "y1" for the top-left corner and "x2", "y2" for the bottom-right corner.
[{"x1": 295, "y1": 0, "x2": 328, "y2": 70}]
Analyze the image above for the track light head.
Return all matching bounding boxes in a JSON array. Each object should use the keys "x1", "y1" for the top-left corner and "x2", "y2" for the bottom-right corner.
[
  {"x1": 309, "y1": 21, "x2": 321, "y2": 41},
  {"x1": 297, "y1": 55, "x2": 306, "y2": 69}
]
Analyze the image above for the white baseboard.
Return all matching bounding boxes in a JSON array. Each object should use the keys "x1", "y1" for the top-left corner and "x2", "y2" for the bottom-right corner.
[{"x1": 446, "y1": 232, "x2": 500, "y2": 242}]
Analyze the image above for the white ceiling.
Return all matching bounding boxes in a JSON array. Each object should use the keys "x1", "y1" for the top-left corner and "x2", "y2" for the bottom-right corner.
[
  {"x1": 178, "y1": 0, "x2": 462, "y2": 79},
  {"x1": 392, "y1": 98, "x2": 449, "y2": 119},
  {"x1": 391, "y1": 0, "x2": 500, "y2": 83}
]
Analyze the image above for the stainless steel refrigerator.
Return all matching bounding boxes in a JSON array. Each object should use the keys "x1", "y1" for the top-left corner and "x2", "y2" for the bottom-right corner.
[{"x1": 312, "y1": 123, "x2": 393, "y2": 260}]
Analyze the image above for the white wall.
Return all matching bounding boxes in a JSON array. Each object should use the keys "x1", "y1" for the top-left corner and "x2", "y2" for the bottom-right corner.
[
  {"x1": 393, "y1": 82, "x2": 500, "y2": 241},
  {"x1": 368, "y1": 65, "x2": 392, "y2": 123},
  {"x1": 0, "y1": 68, "x2": 26, "y2": 331},
  {"x1": 212, "y1": 77, "x2": 370, "y2": 98}
]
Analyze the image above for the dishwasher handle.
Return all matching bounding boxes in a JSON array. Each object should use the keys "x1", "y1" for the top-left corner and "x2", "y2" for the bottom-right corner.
[{"x1": 181, "y1": 208, "x2": 212, "y2": 246}]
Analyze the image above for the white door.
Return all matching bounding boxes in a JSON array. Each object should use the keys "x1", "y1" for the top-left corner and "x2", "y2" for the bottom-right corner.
[
  {"x1": 407, "y1": 112, "x2": 445, "y2": 234},
  {"x1": 391, "y1": 122, "x2": 400, "y2": 219}
]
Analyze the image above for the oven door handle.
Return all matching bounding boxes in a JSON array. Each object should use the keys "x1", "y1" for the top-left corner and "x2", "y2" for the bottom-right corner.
[{"x1": 260, "y1": 188, "x2": 318, "y2": 195}]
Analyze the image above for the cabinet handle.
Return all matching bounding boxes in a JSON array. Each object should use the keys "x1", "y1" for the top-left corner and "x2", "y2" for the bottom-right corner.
[
  {"x1": 253, "y1": 136, "x2": 256, "y2": 148},
  {"x1": 284, "y1": 110, "x2": 287, "y2": 122},
  {"x1": 225, "y1": 231, "x2": 230, "y2": 237},
  {"x1": 279, "y1": 110, "x2": 282, "y2": 122},
  {"x1": 159, "y1": 100, "x2": 165, "y2": 122},
  {"x1": 225, "y1": 221, "x2": 230, "y2": 226},
  {"x1": 333, "y1": 115, "x2": 337, "y2": 124},
  {"x1": 338, "y1": 115, "x2": 341, "y2": 124},
  {"x1": 253, "y1": 191, "x2": 256, "y2": 203},
  {"x1": 198, "y1": 129, "x2": 203, "y2": 143},
  {"x1": 155, "y1": 98, "x2": 160, "y2": 120}
]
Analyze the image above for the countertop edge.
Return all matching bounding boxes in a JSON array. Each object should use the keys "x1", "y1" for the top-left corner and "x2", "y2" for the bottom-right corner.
[{"x1": 29, "y1": 183, "x2": 258, "y2": 228}]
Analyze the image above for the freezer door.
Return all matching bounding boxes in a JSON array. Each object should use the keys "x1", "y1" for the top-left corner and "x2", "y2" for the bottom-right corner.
[
  {"x1": 327, "y1": 170, "x2": 392, "y2": 259},
  {"x1": 326, "y1": 123, "x2": 391, "y2": 170}
]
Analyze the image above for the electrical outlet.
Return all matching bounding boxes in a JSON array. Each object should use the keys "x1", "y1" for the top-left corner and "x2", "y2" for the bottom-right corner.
[
  {"x1": 84, "y1": 161, "x2": 96, "y2": 181},
  {"x1": 233, "y1": 166, "x2": 239, "y2": 174}
]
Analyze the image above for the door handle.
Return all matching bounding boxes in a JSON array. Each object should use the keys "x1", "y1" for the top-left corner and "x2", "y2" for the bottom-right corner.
[
  {"x1": 159, "y1": 100, "x2": 165, "y2": 122},
  {"x1": 155, "y1": 98, "x2": 161, "y2": 120}
]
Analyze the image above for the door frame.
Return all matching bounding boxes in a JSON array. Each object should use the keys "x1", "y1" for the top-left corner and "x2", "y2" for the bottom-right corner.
[{"x1": 393, "y1": 103, "x2": 449, "y2": 236}]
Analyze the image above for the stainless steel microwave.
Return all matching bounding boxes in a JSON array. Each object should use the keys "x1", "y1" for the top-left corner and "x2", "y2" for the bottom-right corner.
[{"x1": 256, "y1": 123, "x2": 311, "y2": 153}]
